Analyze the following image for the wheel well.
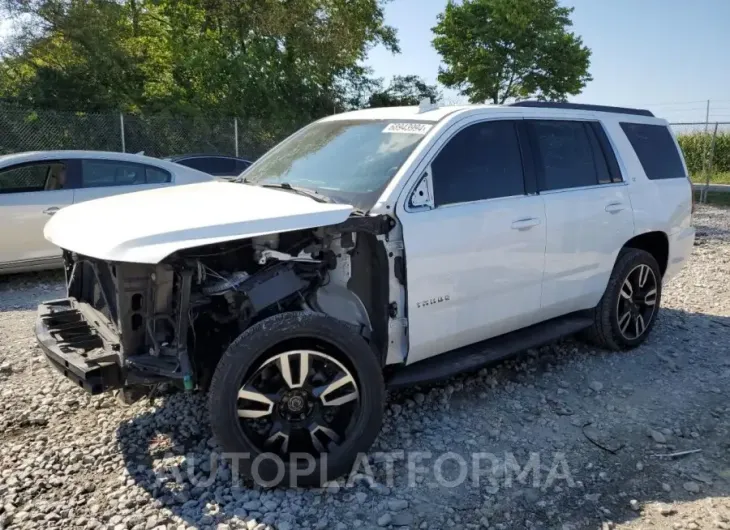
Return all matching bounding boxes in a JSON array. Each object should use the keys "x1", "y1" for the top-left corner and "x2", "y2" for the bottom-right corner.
[{"x1": 623, "y1": 231, "x2": 669, "y2": 276}]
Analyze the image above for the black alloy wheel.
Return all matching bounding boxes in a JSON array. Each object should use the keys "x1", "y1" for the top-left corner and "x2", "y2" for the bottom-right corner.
[
  {"x1": 616, "y1": 263, "x2": 658, "y2": 340},
  {"x1": 583, "y1": 248, "x2": 663, "y2": 350},
  {"x1": 236, "y1": 350, "x2": 360, "y2": 456},
  {"x1": 208, "y1": 312, "x2": 385, "y2": 486}
]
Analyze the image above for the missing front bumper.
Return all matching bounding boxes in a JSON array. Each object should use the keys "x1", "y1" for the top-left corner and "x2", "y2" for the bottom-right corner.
[{"x1": 35, "y1": 298, "x2": 123, "y2": 394}]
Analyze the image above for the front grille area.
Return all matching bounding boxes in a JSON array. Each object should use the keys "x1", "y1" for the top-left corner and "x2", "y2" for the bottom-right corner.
[
  {"x1": 67, "y1": 257, "x2": 172, "y2": 358},
  {"x1": 39, "y1": 300, "x2": 104, "y2": 354},
  {"x1": 77, "y1": 260, "x2": 119, "y2": 326}
]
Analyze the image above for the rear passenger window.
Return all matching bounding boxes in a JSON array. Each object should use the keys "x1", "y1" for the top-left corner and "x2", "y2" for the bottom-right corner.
[
  {"x1": 529, "y1": 120, "x2": 598, "y2": 191},
  {"x1": 146, "y1": 167, "x2": 171, "y2": 184},
  {"x1": 81, "y1": 160, "x2": 171, "y2": 188},
  {"x1": 620, "y1": 123, "x2": 687, "y2": 180},
  {"x1": 431, "y1": 120, "x2": 524, "y2": 206}
]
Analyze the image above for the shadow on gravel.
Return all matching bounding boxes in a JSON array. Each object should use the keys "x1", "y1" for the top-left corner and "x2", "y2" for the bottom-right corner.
[
  {"x1": 0, "y1": 270, "x2": 65, "y2": 312},
  {"x1": 116, "y1": 307, "x2": 730, "y2": 529}
]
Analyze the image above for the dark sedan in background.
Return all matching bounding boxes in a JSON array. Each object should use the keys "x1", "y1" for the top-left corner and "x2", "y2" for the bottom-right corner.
[{"x1": 166, "y1": 154, "x2": 252, "y2": 179}]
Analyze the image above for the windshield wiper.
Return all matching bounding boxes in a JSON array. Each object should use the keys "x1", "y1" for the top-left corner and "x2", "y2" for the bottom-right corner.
[{"x1": 260, "y1": 182, "x2": 336, "y2": 204}]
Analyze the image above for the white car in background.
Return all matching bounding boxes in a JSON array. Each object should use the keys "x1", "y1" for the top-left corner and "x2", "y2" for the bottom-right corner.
[{"x1": 0, "y1": 150, "x2": 216, "y2": 274}]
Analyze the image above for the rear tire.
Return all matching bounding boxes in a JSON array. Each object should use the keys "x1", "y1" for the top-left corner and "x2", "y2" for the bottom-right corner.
[
  {"x1": 584, "y1": 248, "x2": 662, "y2": 350},
  {"x1": 208, "y1": 311, "x2": 384, "y2": 487}
]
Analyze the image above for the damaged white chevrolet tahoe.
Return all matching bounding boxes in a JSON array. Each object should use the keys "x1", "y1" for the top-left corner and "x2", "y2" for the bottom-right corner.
[{"x1": 36, "y1": 101, "x2": 695, "y2": 485}]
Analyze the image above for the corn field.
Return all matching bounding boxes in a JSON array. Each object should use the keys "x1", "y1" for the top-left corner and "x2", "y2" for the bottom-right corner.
[{"x1": 672, "y1": 123, "x2": 730, "y2": 176}]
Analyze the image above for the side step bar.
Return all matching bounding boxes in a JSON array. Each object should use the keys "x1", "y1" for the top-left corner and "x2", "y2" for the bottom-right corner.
[{"x1": 386, "y1": 313, "x2": 593, "y2": 389}]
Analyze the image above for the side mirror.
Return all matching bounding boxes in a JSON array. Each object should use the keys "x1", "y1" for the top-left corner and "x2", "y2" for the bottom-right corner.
[{"x1": 408, "y1": 168, "x2": 434, "y2": 210}]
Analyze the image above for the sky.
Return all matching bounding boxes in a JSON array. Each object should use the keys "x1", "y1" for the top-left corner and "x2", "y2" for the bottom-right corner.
[
  {"x1": 2, "y1": 1, "x2": 728, "y2": 123},
  {"x1": 365, "y1": 0, "x2": 730, "y2": 124}
]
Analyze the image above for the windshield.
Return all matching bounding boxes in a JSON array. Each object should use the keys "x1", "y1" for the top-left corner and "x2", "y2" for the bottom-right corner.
[{"x1": 240, "y1": 119, "x2": 432, "y2": 211}]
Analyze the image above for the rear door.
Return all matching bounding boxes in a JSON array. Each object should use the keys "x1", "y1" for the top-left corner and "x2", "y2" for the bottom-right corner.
[
  {"x1": 71, "y1": 159, "x2": 173, "y2": 203},
  {"x1": 0, "y1": 160, "x2": 74, "y2": 266},
  {"x1": 529, "y1": 119, "x2": 635, "y2": 319},
  {"x1": 398, "y1": 118, "x2": 547, "y2": 364}
]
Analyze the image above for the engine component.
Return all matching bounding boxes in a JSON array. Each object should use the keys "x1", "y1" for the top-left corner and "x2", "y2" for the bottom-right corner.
[
  {"x1": 256, "y1": 248, "x2": 320, "y2": 266},
  {"x1": 202, "y1": 270, "x2": 250, "y2": 295},
  {"x1": 239, "y1": 264, "x2": 310, "y2": 313}
]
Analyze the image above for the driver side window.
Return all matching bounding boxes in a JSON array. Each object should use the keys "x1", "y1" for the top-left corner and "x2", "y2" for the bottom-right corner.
[
  {"x1": 0, "y1": 162, "x2": 67, "y2": 194},
  {"x1": 431, "y1": 120, "x2": 525, "y2": 207}
]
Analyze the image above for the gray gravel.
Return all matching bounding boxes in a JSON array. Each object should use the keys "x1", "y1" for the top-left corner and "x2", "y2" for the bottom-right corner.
[{"x1": 1, "y1": 205, "x2": 730, "y2": 530}]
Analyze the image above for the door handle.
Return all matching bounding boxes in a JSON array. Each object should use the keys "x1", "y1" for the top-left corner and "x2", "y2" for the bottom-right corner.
[
  {"x1": 605, "y1": 202, "x2": 625, "y2": 214},
  {"x1": 43, "y1": 207, "x2": 60, "y2": 216},
  {"x1": 511, "y1": 217, "x2": 541, "y2": 230}
]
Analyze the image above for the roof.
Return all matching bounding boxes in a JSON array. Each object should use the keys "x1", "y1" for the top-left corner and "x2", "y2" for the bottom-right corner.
[
  {"x1": 167, "y1": 153, "x2": 252, "y2": 162},
  {"x1": 509, "y1": 101, "x2": 654, "y2": 117},
  {"x1": 0, "y1": 150, "x2": 183, "y2": 171},
  {"x1": 320, "y1": 105, "x2": 475, "y2": 123},
  {"x1": 321, "y1": 103, "x2": 667, "y2": 124}
]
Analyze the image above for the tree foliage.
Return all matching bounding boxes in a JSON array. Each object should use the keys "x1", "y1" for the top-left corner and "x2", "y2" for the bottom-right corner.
[
  {"x1": 0, "y1": 0, "x2": 400, "y2": 128},
  {"x1": 432, "y1": 0, "x2": 592, "y2": 104},
  {"x1": 367, "y1": 75, "x2": 441, "y2": 107}
]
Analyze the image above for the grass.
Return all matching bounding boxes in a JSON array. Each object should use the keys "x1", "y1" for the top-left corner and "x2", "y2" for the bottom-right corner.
[
  {"x1": 690, "y1": 171, "x2": 730, "y2": 185},
  {"x1": 694, "y1": 190, "x2": 730, "y2": 207}
]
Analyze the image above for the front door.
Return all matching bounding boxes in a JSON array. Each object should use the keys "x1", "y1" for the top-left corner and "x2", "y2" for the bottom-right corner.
[
  {"x1": 0, "y1": 160, "x2": 74, "y2": 268},
  {"x1": 397, "y1": 119, "x2": 547, "y2": 365}
]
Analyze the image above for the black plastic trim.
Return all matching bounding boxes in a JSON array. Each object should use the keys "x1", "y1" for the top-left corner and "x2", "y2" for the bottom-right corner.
[
  {"x1": 35, "y1": 298, "x2": 123, "y2": 394},
  {"x1": 590, "y1": 122, "x2": 624, "y2": 182},
  {"x1": 510, "y1": 101, "x2": 654, "y2": 117},
  {"x1": 387, "y1": 312, "x2": 593, "y2": 389},
  {"x1": 333, "y1": 214, "x2": 394, "y2": 236},
  {"x1": 516, "y1": 121, "x2": 538, "y2": 194}
]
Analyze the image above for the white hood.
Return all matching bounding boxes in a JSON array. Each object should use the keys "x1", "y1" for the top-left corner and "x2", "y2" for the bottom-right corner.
[{"x1": 44, "y1": 181, "x2": 353, "y2": 263}]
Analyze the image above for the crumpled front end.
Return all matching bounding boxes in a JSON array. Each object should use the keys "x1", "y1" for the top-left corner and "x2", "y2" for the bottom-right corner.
[
  {"x1": 35, "y1": 213, "x2": 400, "y2": 398},
  {"x1": 35, "y1": 253, "x2": 186, "y2": 394}
]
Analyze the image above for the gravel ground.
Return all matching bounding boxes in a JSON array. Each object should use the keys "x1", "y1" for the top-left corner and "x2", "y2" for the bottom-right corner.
[{"x1": 1, "y1": 205, "x2": 729, "y2": 530}]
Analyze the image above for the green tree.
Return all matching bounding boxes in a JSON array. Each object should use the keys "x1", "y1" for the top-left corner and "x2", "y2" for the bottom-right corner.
[
  {"x1": 432, "y1": 0, "x2": 592, "y2": 104},
  {"x1": 367, "y1": 75, "x2": 441, "y2": 107},
  {"x1": 0, "y1": 0, "x2": 399, "y2": 127}
]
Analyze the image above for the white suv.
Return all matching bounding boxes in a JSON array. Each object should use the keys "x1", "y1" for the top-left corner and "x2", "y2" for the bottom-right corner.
[{"x1": 35, "y1": 101, "x2": 694, "y2": 486}]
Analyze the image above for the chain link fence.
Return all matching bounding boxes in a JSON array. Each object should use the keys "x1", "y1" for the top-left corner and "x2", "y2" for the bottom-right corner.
[
  {"x1": 1, "y1": 105, "x2": 729, "y2": 203},
  {"x1": 670, "y1": 122, "x2": 730, "y2": 203},
  {"x1": 0, "y1": 103, "x2": 289, "y2": 161}
]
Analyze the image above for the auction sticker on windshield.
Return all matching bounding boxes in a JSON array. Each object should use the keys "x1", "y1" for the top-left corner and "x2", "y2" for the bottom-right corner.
[{"x1": 383, "y1": 123, "x2": 433, "y2": 135}]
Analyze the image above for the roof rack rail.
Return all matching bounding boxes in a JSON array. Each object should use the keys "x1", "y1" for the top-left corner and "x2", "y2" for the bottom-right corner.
[{"x1": 509, "y1": 101, "x2": 654, "y2": 117}]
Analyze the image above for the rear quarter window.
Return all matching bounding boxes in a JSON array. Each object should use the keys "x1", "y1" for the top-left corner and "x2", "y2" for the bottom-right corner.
[{"x1": 620, "y1": 123, "x2": 687, "y2": 180}]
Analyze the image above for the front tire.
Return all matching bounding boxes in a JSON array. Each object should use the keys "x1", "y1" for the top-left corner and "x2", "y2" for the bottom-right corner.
[
  {"x1": 585, "y1": 248, "x2": 662, "y2": 350},
  {"x1": 208, "y1": 312, "x2": 385, "y2": 487}
]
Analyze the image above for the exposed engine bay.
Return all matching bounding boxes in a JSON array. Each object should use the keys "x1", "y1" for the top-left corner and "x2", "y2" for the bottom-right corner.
[{"x1": 50, "y1": 215, "x2": 405, "y2": 394}]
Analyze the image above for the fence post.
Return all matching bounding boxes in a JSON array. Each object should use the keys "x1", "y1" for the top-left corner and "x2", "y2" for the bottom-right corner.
[
  {"x1": 119, "y1": 113, "x2": 126, "y2": 153},
  {"x1": 234, "y1": 117, "x2": 239, "y2": 157},
  {"x1": 701, "y1": 122, "x2": 719, "y2": 204}
]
